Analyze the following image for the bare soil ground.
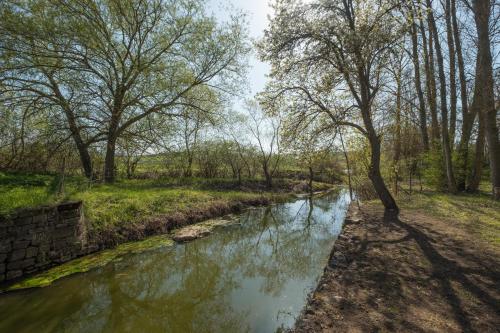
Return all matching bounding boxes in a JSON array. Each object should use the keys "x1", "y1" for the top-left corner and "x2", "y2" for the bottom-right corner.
[{"x1": 294, "y1": 203, "x2": 500, "y2": 333}]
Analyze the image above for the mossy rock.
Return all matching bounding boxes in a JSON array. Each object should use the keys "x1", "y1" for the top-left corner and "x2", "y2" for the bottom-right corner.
[{"x1": 2, "y1": 236, "x2": 174, "y2": 292}]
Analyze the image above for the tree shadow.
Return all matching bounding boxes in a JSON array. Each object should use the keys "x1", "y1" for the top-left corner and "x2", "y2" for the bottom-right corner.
[{"x1": 383, "y1": 210, "x2": 500, "y2": 333}]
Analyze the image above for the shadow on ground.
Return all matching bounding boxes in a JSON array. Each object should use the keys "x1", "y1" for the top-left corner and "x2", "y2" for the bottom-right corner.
[{"x1": 294, "y1": 205, "x2": 500, "y2": 333}]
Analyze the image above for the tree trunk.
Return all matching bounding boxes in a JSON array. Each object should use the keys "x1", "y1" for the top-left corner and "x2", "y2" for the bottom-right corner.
[
  {"x1": 473, "y1": 0, "x2": 500, "y2": 199},
  {"x1": 356, "y1": 63, "x2": 398, "y2": 211},
  {"x1": 468, "y1": 111, "x2": 485, "y2": 192},
  {"x1": 393, "y1": 71, "x2": 402, "y2": 196},
  {"x1": 454, "y1": 0, "x2": 475, "y2": 191},
  {"x1": 420, "y1": 14, "x2": 440, "y2": 143},
  {"x1": 427, "y1": 0, "x2": 457, "y2": 193},
  {"x1": 456, "y1": 109, "x2": 476, "y2": 190},
  {"x1": 308, "y1": 166, "x2": 314, "y2": 193},
  {"x1": 445, "y1": 0, "x2": 457, "y2": 146},
  {"x1": 410, "y1": 10, "x2": 430, "y2": 151},
  {"x1": 104, "y1": 134, "x2": 117, "y2": 183},
  {"x1": 47, "y1": 75, "x2": 93, "y2": 179},
  {"x1": 74, "y1": 136, "x2": 93, "y2": 179},
  {"x1": 263, "y1": 161, "x2": 272, "y2": 189},
  {"x1": 184, "y1": 155, "x2": 193, "y2": 177},
  {"x1": 104, "y1": 115, "x2": 119, "y2": 183},
  {"x1": 340, "y1": 130, "x2": 354, "y2": 201},
  {"x1": 368, "y1": 133, "x2": 398, "y2": 211}
]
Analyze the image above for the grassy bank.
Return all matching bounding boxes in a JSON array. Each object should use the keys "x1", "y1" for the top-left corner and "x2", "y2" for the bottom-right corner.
[
  {"x1": 0, "y1": 172, "x2": 332, "y2": 233},
  {"x1": 394, "y1": 189, "x2": 500, "y2": 248}
]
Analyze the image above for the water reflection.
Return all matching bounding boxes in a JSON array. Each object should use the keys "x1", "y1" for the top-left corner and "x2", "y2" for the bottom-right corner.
[{"x1": 0, "y1": 190, "x2": 349, "y2": 333}]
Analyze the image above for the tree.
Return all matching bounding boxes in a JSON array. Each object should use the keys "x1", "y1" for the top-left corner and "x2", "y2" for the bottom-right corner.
[
  {"x1": 425, "y1": 0, "x2": 457, "y2": 193},
  {"x1": 408, "y1": 1, "x2": 430, "y2": 152},
  {"x1": 471, "y1": 0, "x2": 500, "y2": 199},
  {"x1": 0, "y1": 0, "x2": 249, "y2": 183},
  {"x1": 0, "y1": 2, "x2": 98, "y2": 178},
  {"x1": 259, "y1": 0, "x2": 401, "y2": 210},
  {"x1": 454, "y1": 0, "x2": 477, "y2": 191},
  {"x1": 281, "y1": 117, "x2": 335, "y2": 191},
  {"x1": 245, "y1": 100, "x2": 281, "y2": 189}
]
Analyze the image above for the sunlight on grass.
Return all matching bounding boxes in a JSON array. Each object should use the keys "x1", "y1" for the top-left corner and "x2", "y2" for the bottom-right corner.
[
  {"x1": 399, "y1": 190, "x2": 500, "y2": 247},
  {"x1": 0, "y1": 172, "x2": 298, "y2": 230}
]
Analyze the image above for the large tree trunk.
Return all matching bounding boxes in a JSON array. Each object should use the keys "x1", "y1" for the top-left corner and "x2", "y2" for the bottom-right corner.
[
  {"x1": 74, "y1": 136, "x2": 93, "y2": 179},
  {"x1": 356, "y1": 64, "x2": 398, "y2": 211},
  {"x1": 62, "y1": 109, "x2": 93, "y2": 179},
  {"x1": 104, "y1": 134, "x2": 117, "y2": 183},
  {"x1": 368, "y1": 132, "x2": 398, "y2": 211},
  {"x1": 453, "y1": 0, "x2": 475, "y2": 191},
  {"x1": 473, "y1": 0, "x2": 500, "y2": 200},
  {"x1": 410, "y1": 9, "x2": 429, "y2": 151},
  {"x1": 104, "y1": 114, "x2": 119, "y2": 183},
  {"x1": 427, "y1": 0, "x2": 457, "y2": 193}
]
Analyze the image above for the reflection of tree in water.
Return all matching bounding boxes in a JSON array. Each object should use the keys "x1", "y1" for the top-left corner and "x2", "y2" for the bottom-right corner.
[
  {"x1": 0, "y1": 191, "x2": 349, "y2": 333},
  {"x1": 59, "y1": 242, "x2": 251, "y2": 333}
]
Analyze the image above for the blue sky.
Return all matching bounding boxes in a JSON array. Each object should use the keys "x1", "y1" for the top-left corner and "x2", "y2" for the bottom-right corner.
[{"x1": 208, "y1": 0, "x2": 273, "y2": 98}]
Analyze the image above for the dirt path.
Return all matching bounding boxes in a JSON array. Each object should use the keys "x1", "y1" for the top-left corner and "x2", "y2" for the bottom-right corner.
[{"x1": 294, "y1": 204, "x2": 500, "y2": 332}]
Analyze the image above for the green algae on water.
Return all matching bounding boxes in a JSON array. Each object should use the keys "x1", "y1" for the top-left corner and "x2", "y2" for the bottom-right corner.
[{"x1": 3, "y1": 236, "x2": 174, "y2": 292}]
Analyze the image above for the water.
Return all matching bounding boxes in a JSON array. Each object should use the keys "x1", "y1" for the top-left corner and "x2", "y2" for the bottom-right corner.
[{"x1": 0, "y1": 190, "x2": 350, "y2": 333}]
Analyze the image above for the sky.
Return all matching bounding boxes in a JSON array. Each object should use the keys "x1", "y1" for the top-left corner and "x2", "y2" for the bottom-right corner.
[{"x1": 208, "y1": 0, "x2": 273, "y2": 98}]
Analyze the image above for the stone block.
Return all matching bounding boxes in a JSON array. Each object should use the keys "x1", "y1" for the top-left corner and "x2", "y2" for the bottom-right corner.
[
  {"x1": 10, "y1": 225, "x2": 32, "y2": 237},
  {"x1": 0, "y1": 263, "x2": 5, "y2": 274},
  {"x1": 36, "y1": 252, "x2": 47, "y2": 263},
  {"x1": 38, "y1": 244, "x2": 50, "y2": 253},
  {"x1": 32, "y1": 214, "x2": 47, "y2": 225},
  {"x1": 6, "y1": 270, "x2": 22, "y2": 280},
  {"x1": 8, "y1": 258, "x2": 36, "y2": 271},
  {"x1": 7, "y1": 260, "x2": 24, "y2": 270},
  {"x1": 49, "y1": 251, "x2": 59, "y2": 260},
  {"x1": 15, "y1": 216, "x2": 33, "y2": 226},
  {"x1": 9, "y1": 249, "x2": 26, "y2": 261},
  {"x1": 13, "y1": 240, "x2": 30, "y2": 250},
  {"x1": 0, "y1": 241, "x2": 12, "y2": 254},
  {"x1": 0, "y1": 254, "x2": 7, "y2": 262},
  {"x1": 26, "y1": 247, "x2": 38, "y2": 258},
  {"x1": 54, "y1": 227, "x2": 75, "y2": 239},
  {"x1": 22, "y1": 258, "x2": 35, "y2": 269},
  {"x1": 35, "y1": 262, "x2": 50, "y2": 269}
]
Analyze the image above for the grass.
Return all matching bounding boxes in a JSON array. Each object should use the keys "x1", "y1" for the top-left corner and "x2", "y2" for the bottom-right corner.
[
  {"x1": 395, "y1": 188, "x2": 500, "y2": 247},
  {"x1": 0, "y1": 172, "x2": 330, "y2": 230}
]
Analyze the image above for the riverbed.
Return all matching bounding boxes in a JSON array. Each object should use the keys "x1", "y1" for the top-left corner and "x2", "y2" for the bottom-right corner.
[{"x1": 0, "y1": 190, "x2": 349, "y2": 333}]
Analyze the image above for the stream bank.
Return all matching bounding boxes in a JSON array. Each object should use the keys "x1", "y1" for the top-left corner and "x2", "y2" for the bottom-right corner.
[
  {"x1": 293, "y1": 203, "x2": 500, "y2": 332},
  {"x1": 0, "y1": 190, "x2": 350, "y2": 332}
]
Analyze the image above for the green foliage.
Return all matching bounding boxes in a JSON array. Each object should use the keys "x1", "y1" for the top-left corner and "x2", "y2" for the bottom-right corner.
[{"x1": 422, "y1": 148, "x2": 447, "y2": 191}]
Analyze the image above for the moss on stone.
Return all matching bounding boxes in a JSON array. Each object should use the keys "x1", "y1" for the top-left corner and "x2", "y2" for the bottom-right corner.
[{"x1": 3, "y1": 235, "x2": 174, "y2": 291}]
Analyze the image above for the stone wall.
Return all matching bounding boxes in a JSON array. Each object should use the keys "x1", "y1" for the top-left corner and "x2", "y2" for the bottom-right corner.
[{"x1": 0, "y1": 201, "x2": 89, "y2": 283}]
